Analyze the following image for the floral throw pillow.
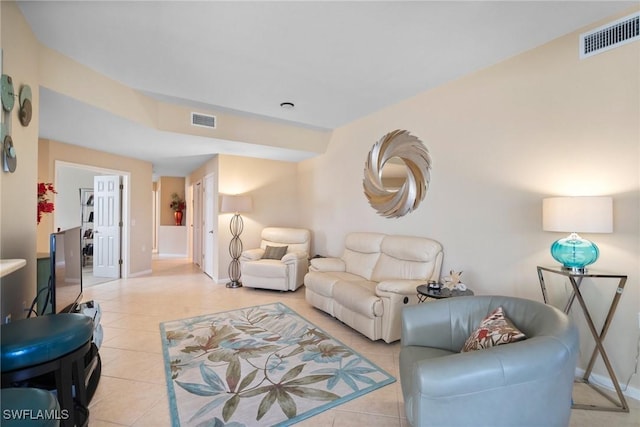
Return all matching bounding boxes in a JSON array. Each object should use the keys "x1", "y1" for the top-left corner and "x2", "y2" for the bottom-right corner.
[{"x1": 461, "y1": 306, "x2": 526, "y2": 352}]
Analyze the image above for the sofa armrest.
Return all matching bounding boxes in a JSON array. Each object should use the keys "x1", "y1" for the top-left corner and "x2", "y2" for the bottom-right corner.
[
  {"x1": 241, "y1": 248, "x2": 264, "y2": 261},
  {"x1": 282, "y1": 251, "x2": 308, "y2": 263},
  {"x1": 309, "y1": 257, "x2": 345, "y2": 272},
  {"x1": 401, "y1": 302, "x2": 460, "y2": 349},
  {"x1": 377, "y1": 280, "x2": 425, "y2": 296},
  {"x1": 374, "y1": 280, "x2": 429, "y2": 343}
]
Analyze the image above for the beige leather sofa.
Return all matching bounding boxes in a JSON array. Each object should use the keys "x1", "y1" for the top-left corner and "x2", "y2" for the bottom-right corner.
[
  {"x1": 304, "y1": 232, "x2": 443, "y2": 343},
  {"x1": 240, "y1": 227, "x2": 311, "y2": 291}
]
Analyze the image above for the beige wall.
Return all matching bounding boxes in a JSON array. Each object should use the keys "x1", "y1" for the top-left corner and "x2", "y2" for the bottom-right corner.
[
  {"x1": 188, "y1": 154, "x2": 300, "y2": 283},
  {"x1": 156, "y1": 102, "x2": 329, "y2": 155},
  {"x1": 299, "y1": 8, "x2": 640, "y2": 392},
  {"x1": 0, "y1": 1, "x2": 40, "y2": 322},
  {"x1": 158, "y1": 176, "x2": 186, "y2": 226},
  {"x1": 218, "y1": 155, "x2": 301, "y2": 283},
  {"x1": 38, "y1": 46, "x2": 157, "y2": 129},
  {"x1": 38, "y1": 45, "x2": 330, "y2": 156},
  {"x1": 186, "y1": 155, "x2": 219, "y2": 265},
  {"x1": 38, "y1": 139, "x2": 154, "y2": 276}
]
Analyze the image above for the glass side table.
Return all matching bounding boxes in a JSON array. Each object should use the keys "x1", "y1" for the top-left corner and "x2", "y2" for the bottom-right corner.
[{"x1": 536, "y1": 266, "x2": 629, "y2": 412}]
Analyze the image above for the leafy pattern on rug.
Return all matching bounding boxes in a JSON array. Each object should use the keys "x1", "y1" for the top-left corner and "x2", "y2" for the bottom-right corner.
[{"x1": 160, "y1": 303, "x2": 395, "y2": 426}]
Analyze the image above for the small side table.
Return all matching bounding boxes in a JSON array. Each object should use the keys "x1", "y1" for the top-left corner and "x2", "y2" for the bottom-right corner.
[
  {"x1": 536, "y1": 266, "x2": 628, "y2": 412},
  {"x1": 416, "y1": 285, "x2": 474, "y2": 303}
]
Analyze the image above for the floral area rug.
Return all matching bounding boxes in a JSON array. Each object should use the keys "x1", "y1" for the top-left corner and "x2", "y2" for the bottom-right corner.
[{"x1": 160, "y1": 302, "x2": 395, "y2": 426}]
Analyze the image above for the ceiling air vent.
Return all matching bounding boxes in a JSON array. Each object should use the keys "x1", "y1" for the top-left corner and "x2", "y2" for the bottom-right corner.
[
  {"x1": 580, "y1": 12, "x2": 639, "y2": 59},
  {"x1": 191, "y1": 112, "x2": 216, "y2": 129}
]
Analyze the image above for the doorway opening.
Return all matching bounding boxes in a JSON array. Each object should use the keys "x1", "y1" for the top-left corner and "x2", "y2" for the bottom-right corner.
[
  {"x1": 191, "y1": 173, "x2": 218, "y2": 280},
  {"x1": 54, "y1": 161, "x2": 130, "y2": 287}
]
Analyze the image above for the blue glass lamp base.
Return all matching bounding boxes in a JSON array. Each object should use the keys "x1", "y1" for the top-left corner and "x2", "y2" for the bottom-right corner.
[{"x1": 550, "y1": 233, "x2": 599, "y2": 273}]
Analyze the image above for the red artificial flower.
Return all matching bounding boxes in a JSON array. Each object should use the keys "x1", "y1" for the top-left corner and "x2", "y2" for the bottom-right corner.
[{"x1": 37, "y1": 182, "x2": 57, "y2": 224}]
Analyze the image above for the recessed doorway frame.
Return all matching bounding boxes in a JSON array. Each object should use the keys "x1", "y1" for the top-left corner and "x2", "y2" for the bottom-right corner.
[{"x1": 54, "y1": 160, "x2": 131, "y2": 279}]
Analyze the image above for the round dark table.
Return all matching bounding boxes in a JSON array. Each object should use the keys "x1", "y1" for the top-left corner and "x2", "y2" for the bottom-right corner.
[{"x1": 416, "y1": 284, "x2": 474, "y2": 303}]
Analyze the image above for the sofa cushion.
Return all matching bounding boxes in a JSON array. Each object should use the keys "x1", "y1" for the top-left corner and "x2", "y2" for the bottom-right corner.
[
  {"x1": 342, "y1": 249, "x2": 379, "y2": 281},
  {"x1": 333, "y1": 280, "x2": 383, "y2": 318},
  {"x1": 310, "y1": 257, "x2": 345, "y2": 272},
  {"x1": 461, "y1": 307, "x2": 527, "y2": 352},
  {"x1": 372, "y1": 236, "x2": 442, "y2": 281},
  {"x1": 342, "y1": 233, "x2": 385, "y2": 280},
  {"x1": 304, "y1": 271, "x2": 364, "y2": 298},
  {"x1": 344, "y1": 232, "x2": 386, "y2": 253},
  {"x1": 261, "y1": 227, "x2": 310, "y2": 254},
  {"x1": 242, "y1": 259, "x2": 287, "y2": 278},
  {"x1": 372, "y1": 254, "x2": 431, "y2": 281},
  {"x1": 382, "y1": 235, "x2": 441, "y2": 262}
]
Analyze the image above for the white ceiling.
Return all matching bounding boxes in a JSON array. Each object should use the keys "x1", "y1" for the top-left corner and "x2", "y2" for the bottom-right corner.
[{"x1": 18, "y1": 1, "x2": 636, "y2": 177}]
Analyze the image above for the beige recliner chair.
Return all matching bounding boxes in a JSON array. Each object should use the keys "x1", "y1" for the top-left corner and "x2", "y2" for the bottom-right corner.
[{"x1": 240, "y1": 227, "x2": 311, "y2": 291}]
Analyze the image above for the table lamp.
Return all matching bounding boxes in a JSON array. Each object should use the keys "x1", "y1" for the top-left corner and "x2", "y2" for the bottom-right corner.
[
  {"x1": 542, "y1": 196, "x2": 612, "y2": 272},
  {"x1": 220, "y1": 194, "x2": 252, "y2": 288}
]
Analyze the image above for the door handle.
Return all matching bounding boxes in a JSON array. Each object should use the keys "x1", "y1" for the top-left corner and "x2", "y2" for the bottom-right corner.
[{"x1": 209, "y1": 230, "x2": 213, "y2": 234}]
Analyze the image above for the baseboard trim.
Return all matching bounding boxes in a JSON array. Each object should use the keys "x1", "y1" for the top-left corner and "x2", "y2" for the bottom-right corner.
[
  {"x1": 156, "y1": 254, "x2": 188, "y2": 258},
  {"x1": 128, "y1": 269, "x2": 152, "y2": 278},
  {"x1": 575, "y1": 368, "x2": 640, "y2": 402}
]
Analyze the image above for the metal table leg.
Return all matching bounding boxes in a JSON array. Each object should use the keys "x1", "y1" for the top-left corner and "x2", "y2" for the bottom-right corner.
[
  {"x1": 571, "y1": 275, "x2": 628, "y2": 412},
  {"x1": 536, "y1": 266, "x2": 629, "y2": 413}
]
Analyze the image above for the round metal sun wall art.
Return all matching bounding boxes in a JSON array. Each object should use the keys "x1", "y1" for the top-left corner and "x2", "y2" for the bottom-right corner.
[{"x1": 363, "y1": 129, "x2": 432, "y2": 218}]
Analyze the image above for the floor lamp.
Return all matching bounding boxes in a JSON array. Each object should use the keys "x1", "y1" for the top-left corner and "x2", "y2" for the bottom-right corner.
[{"x1": 220, "y1": 195, "x2": 252, "y2": 288}]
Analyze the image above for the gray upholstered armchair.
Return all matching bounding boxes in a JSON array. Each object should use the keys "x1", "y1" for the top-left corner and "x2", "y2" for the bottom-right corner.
[{"x1": 400, "y1": 295, "x2": 579, "y2": 427}]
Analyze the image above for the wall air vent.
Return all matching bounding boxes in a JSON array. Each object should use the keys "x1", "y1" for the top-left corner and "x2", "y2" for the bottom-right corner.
[
  {"x1": 191, "y1": 112, "x2": 216, "y2": 129},
  {"x1": 580, "y1": 12, "x2": 639, "y2": 59}
]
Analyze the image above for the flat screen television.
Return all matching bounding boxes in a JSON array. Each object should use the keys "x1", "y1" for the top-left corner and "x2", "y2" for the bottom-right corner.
[{"x1": 50, "y1": 226, "x2": 83, "y2": 313}]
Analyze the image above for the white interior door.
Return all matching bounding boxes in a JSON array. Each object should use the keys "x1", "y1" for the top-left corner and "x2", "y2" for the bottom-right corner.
[
  {"x1": 203, "y1": 174, "x2": 216, "y2": 278},
  {"x1": 193, "y1": 180, "x2": 203, "y2": 267},
  {"x1": 93, "y1": 175, "x2": 121, "y2": 278}
]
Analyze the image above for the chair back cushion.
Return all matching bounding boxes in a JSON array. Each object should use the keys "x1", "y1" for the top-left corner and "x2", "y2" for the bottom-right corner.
[
  {"x1": 372, "y1": 236, "x2": 443, "y2": 281},
  {"x1": 342, "y1": 233, "x2": 385, "y2": 280},
  {"x1": 260, "y1": 227, "x2": 310, "y2": 254},
  {"x1": 413, "y1": 295, "x2": 578, "y2": 353}
]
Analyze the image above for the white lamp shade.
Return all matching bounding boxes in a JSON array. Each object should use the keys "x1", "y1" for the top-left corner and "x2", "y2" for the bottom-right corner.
[
  {"x1": 220, "y1": 195, "x2": 252, "y2": 213},
  {"x1": 542, "y1": 196, "x2": 612, "y2": 233}
]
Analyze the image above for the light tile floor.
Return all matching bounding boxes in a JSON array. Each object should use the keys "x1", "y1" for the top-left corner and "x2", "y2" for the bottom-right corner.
[{"x1": 84, "y1": 257, "x2": 639, "y2": 426}]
